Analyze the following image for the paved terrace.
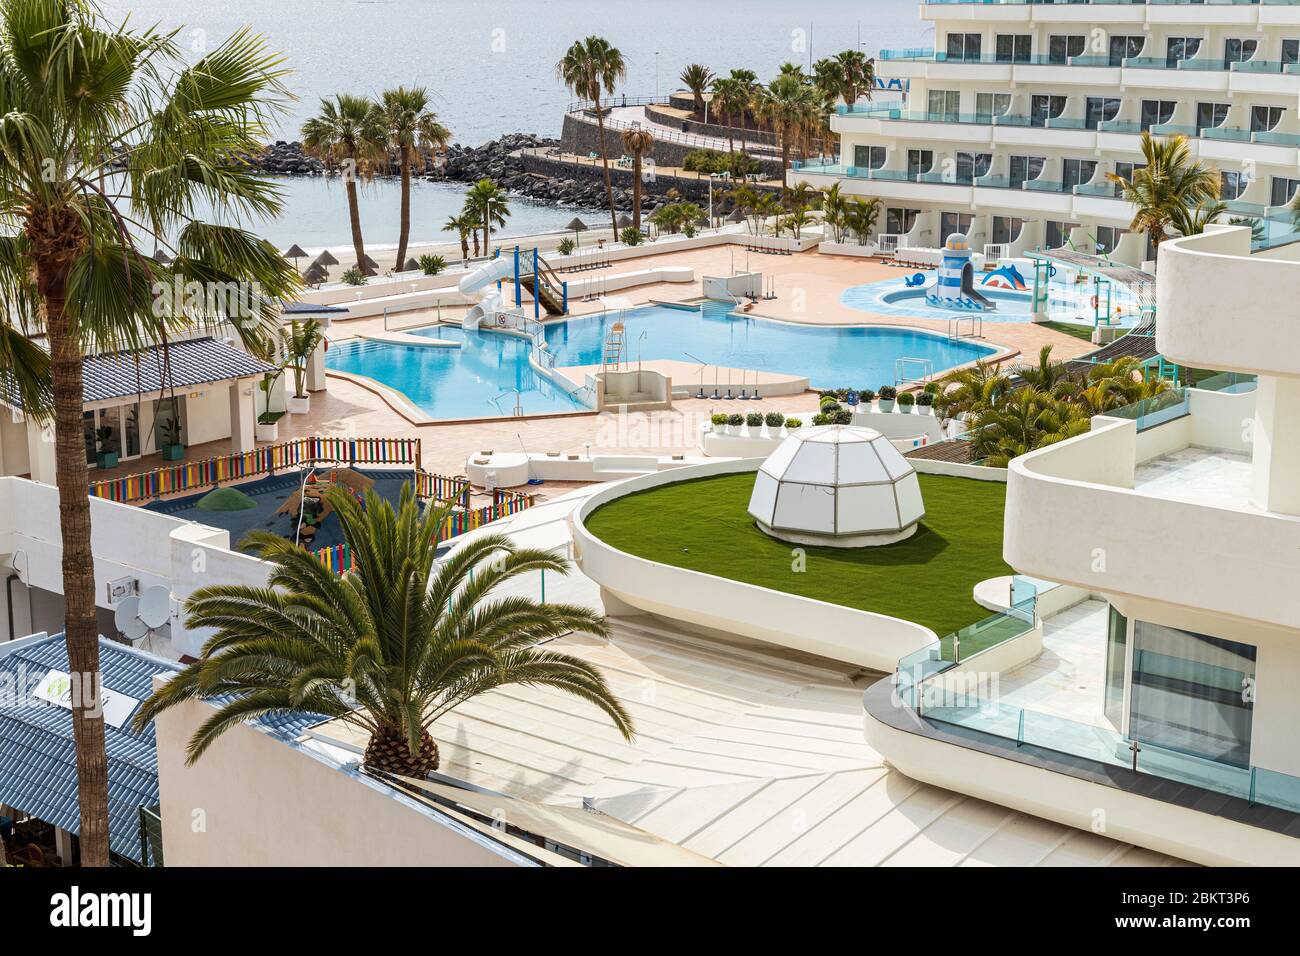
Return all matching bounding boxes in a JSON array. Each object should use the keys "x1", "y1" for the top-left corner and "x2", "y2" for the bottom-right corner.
[{"x1": 307, "y1": 487, "x2": 1183, "y2": 866}]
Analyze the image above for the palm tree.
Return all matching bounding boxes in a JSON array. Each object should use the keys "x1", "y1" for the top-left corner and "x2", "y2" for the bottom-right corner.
[
  {"x1": 728, "y1": 69, "x2": 758, "y2": 137},
  {"x1": 844, "y1": 196, "x2": 881, "y2": 245},
  {"x1": 135, "y1": 485, "x2": 633, "y2": 776},
  {"x1": 759, "y1": 72, "x2": 817, "y2": 170},
  {"x1": 379, "y1": 86, "x2": 451, "y2": 270},
  {"x1": 0, "y1": 2, "x2": 299, "y2": 865},
  {"x1": 302, "y1": 94, "x2": 385, "y2": 269},
  {"x1": 679, "y1": 63, "x2": 714, "y2": 117},
  {"x1": 813, "y1": 50, "x2": 875, "y2": 109},
  {"x1": 710, "y1": 77, "x2": 742, "y2": 154},
  {"x1": 463, "y1": 179, "x2": 510, "y2": 257},
  {"x1": 443, "y1": 213, "x2": 474, "y2": 262},
  {"x1": 557, "y1": 37, "x2": 627, "y2": 236},
  {"x1": 1170, "y1": 197, "x2": 1229, "y2": 239},
  {"x1": 620, "y1": 126, "x2": 655, "y2": 232},
  {"x1": 1108, "y1": 132, "x2": 1220, "y2": 255}
]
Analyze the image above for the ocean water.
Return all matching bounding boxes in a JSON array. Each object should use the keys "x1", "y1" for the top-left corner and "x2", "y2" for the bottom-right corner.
[
  {"x1": 325, "y1": 302, "x2": 996, "y2": 420},
  {"x1": 101, "y1": 0, "x2": 926, "y2": 249}
]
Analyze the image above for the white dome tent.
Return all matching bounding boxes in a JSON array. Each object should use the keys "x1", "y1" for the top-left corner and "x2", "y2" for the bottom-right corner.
[{"x1": 747, "y1": 425, "x2": 925, "y2": 548}]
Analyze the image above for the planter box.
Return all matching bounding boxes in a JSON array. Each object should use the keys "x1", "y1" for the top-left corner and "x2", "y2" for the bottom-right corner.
[
  {"x1": 255, "y1": 420, "x2": 279, "y2": 442},
  {"x1": 95, "y1": 452, "x2": 118, "y2": 469},
  {"x1": 161, "y1": 443, "x2": 184, "y2": 461},
  {"x1": 287, "y1": 394, "x2": 311, "y2": 415}
]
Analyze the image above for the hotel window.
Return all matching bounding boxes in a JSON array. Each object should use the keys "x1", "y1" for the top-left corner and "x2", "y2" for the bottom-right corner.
[
  {"x1": 1283, "y1": 39, "x2": 1299, "y2": 67},
  {"x1": 1128, "y1": 621, "x2": 1255, "y2": 768},
  {"x1": 927, "y1": 89, "x2": 960, "y2": 121},
  {"x1": 945, "y1": 33, "x2": 982, "y2": 62},
  {"x1": 954, "y1": 151, "x2": 991, "y2": 184},
  {"x1": 906, "y1": 149, "x2": 933, "y2": 178},
  {"x1": 1094, "y1": 225, "x2": 1125, "y2": 256},
  {"x1": 940, "y1": 212, "x2": 973, "y2": 245},
  {"x1": 991, "y1": 216, "x2": 1023, "y2": 245},
  {"x1": 1271, "y1": 176, "x2": 1300, "y2": 207},
  {"x1": 1104, "y1": 604, "x2": 1128, "y2": 730},
  {"x1": 975, "y1": 92, "x2": 1010, "y2": 121},
  {"x1": 886, "y1": 207, "x2": 919, "y2": 235},
  {"x1": 1045, "y1": 220, "x2": 1076, "y2": 248},
  {"x1": 1029, "y1": 94, "x2": 1066, "y2": 128},
  {"x1": 1108, "y1": 35, "x2": 1143, "y2": 67},
  {"x1": 1196, "y1": 102, "x2": 1229, "y2": 134},
  {"x1": 1223, "y1": 38, "x2": 1258, "y2": 70},
  {"x1": 995, "y1": 34, "x2": 1032, "y2": 64},
  {"x1": 1113, "y1": 161, "x2": 1145, "y2": 197},
  {"x1": 1139, "y1": 99, "x2": 1176, "y2": 131},
  {"x1": 1062, "y1": 158, "x2": 1097, "y2": 190},
  {"x1": 853, "y1": 144, "x2": 886, "y2": 170},
  {"x1": 1220, "y1": 171, "x2": 1247, "y2": 201},
  {"x1": 1084, "y1": 97, "x2": 1121, "y2": 130},
  {"x1": 1009, "y1": 155, "x2": 1045, "y2": 189},
  {"x1": 1251, "y1": 106, "x2": 1283, "y2": 133},
  {"x1": 1048, "y1": 34, "x2": 1086, "y2": 65},
  {"x1": 1165, "y1": 36, "x2": 1202, "y2": 69}
]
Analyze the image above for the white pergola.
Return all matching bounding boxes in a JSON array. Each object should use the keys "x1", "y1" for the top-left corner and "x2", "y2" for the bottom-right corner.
[{"x1": 747, "y1": 425, "x2": 925, "y2": 548}]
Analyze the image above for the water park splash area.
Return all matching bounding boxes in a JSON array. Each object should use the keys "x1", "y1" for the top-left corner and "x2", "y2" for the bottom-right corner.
[
  {"x1": 325, "y1": 300, "x2": 999, "y2": 421},
  {"x1": 842, "y1": 235, "x2": 1149, "y2": 329}
]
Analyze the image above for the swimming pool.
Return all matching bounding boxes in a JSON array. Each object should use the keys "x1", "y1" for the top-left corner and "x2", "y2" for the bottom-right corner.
[{"x1": 325, "y1": 302, "x2": 999, "y2": 420}]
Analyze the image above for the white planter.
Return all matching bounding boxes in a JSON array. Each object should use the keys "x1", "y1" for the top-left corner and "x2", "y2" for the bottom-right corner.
[
  {"x1": 255, "y1": 420, "x2": 279, "y2": 442},
  {"x1": 287, "y1": 394, "x2": 311, "y2": 414},
  {"x1": 918, "y1": 405, "x2": 934, "y2": 416}
]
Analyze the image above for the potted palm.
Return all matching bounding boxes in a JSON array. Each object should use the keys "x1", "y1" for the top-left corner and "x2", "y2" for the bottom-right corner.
[
  {"x1": 94, "y1": 425, "x2": 118, "y2": 469},
  {"x1": 159, "y1": 411, "x2": 185, "y2": 462},
  {"x1": 285, "y1": 320, "x2": 324, "y2": 414},
  {"x1": 134, "y1": 484, "x2": 633, "y2": 778},
  {"x1": 256, "y1": 372, "x2": 285, "y2": 441},
  {"x1": 878, "y1": 385, "x2": 897, "y2": 412}
]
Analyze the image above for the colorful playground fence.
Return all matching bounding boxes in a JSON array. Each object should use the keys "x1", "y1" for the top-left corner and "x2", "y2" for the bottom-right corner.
[
  {"x1": 88, "y1": 436, "x2": 438, "y2": 504},
  {"x1": 314, "y1": 488, "x2": 538, "y2": 573}
]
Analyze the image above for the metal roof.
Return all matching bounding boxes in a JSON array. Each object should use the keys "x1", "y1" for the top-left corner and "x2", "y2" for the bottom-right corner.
[
  {"x1": 0, "y1": 336, "x2": 277, "y2": 410},
  {"x1": 281, "y1": 300, "x2": 349, "y2": 316},
  {"x1": 0, "y1": 634, "x2": 175, "y2": 862}
]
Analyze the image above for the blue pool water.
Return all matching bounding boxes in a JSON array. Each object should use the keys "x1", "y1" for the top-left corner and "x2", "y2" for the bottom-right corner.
[{"x1": 326, "y1": 302, "x2": 998, "y2": 420}]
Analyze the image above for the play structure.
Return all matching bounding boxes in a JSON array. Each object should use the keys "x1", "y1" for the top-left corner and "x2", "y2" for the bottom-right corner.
[
  {"x1": 925, "y1": 233, "x2": 996, "y2": 312},
  {"x1": 981, "y1": 263, "x2": 1028, "y2": 292},
  {"x1": 459, "y1": 246, "x2": 569, "y2": 330}
]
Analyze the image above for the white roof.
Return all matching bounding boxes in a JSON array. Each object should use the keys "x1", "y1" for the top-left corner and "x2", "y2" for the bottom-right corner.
[{"x1": 748, "y1": 425, "x2": 925, "y2": 536}]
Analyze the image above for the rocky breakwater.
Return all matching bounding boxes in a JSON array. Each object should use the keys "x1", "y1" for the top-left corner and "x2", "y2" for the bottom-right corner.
[{"x1": 240, "y1": 141, "x2": 325, "y2": 176}]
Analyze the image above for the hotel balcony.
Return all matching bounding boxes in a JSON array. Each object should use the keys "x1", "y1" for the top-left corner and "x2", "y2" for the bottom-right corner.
[{"x1": 918, "y1": 0, "x2": 1300, "y2": 28}]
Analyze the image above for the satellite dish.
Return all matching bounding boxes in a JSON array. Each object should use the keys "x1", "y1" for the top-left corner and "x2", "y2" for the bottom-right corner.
[
  {"x1": 114, "y1": 596, "x2": 149, "y2": 642},
  {"x1": 138, "y1": 586, "x2": 171, "y2": 629}
]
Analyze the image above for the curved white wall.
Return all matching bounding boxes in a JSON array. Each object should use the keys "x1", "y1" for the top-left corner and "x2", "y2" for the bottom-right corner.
[
  {"x1": 571, "y1": 459, "x2": 937, "y2": 671},
  {"x1": 1158, "y1": 225, "x2": 1300, "y2": 379}
]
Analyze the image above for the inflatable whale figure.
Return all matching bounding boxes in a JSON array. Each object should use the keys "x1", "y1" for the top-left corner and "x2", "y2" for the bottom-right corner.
[
  {"x1": 924, "y1": 233, "x2": 996, "y2": 312},
  {"x1": 982, "y1": 263, "x2": 1028, "y2": 291}
]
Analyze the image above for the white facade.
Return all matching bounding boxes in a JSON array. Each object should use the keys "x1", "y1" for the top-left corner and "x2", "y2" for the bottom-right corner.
[{"x1": 792, "y1": 0, "x2": 1300, "y2": 261}]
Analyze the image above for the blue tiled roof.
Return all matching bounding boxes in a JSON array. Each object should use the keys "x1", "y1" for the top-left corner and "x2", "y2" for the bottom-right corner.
[{"x1": 0, "y1": 635, "x2": 175, "y2": 862}]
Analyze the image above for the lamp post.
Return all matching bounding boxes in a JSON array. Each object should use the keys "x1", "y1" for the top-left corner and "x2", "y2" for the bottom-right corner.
[{"x1": 654, "y1": 52, "x2": 660, "y2": 100}]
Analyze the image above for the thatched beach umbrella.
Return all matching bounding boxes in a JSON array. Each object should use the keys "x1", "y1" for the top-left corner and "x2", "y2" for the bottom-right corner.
[
  {"x1": 565, "y1": 217, "x2": 588, "y2": 248},
  {"x1": 315, "y1": 249, "x2": 340, "y2": 267},
  {"x1": 727, "y1": 208, "x2": 746, "y2": 223},
  {"x1": 284, "y1": 243, "x2": 308, "y2": 271},
  {"x1": 617, "y1": 214, "x2": 633, "y2": 230},
  {"x1": 359, "y1": 264, "x2": 378, "y2": 277},
  {"x1": 403, "y1": 258, "x2": 420, "y2": 272},
  {"x1": 303, "y1": 263, "x2": 328, "y2": 286},
  {"x1": 152, "y1": 248, "x2": 173, "y2": 266},
  {"x1": 362, "y1": 254, "x2": 379, "y2": 270}
]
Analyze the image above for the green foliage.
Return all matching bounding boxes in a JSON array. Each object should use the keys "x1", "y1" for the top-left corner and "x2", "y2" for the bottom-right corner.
[
  {"x1": 418, "y1": 254, "x2": 446, "y2": 276},
  {"x1": 784, "y1": 417, "x2": 802, "y2": 429},
  {"x1": 620, "y1": 227, "x2": 644, "y2": 246},
  {"x1": 764, "y1": 411, "x2": 785, "y2": 427},
  {"x1": 341, "y1": 266, "x2": 367, "y2": 286},
  {"x1": 745, "y1": 412, "x2": 763, "y2": 427},
  {"x1": 557, "y1": 237, "x2": 576, "y2": 256},
  {"x1": 897, "y1": 391, "x2": 915, "y2": 407},
  {"x1": 727, "y1": 413, "x2": 744, "y2": 427},
  {"x1": 711, "y1": 412, "x2": 728, "y2": 426},
  {"x1": 916, "y1": 391, "x2": 934, "y2": 407},
  {"x1": 878, "y1": 385, "x2": 897, "y2": 401}
]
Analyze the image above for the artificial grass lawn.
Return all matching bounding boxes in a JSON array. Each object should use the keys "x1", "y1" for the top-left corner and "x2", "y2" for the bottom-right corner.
[
  {"x1": 584, "y1": 472, "x2": 1013, "y2": 639},
  {"x1": 1039, "y1": 320, "x2": 1094, "y2": 342}
]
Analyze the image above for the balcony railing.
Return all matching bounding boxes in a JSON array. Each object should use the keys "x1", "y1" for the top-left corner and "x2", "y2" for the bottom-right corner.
[{"x1": 878, "y1": 49, "x2": 1300, "y2": 74}]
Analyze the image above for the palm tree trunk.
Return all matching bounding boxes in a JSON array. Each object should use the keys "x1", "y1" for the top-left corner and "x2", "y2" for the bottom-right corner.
[
  {"x1": 395, "y1": 152, "x2": 412, "y2": 268},
  {"x1": 345, "y1": 175, "x2": 366, "y2": 269},
  {"x1": 632, "y1": 151, "x2": 643, "y2": 232},
  {"x1": 44, "y1": 288, "x2": 110, "y2": 867},
  {"x1": 593, "y1": 100, "x2": 620, "y2": 236}
]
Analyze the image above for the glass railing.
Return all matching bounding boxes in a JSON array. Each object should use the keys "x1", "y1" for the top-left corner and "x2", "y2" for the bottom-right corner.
[
  {"x1": 1074, "y1": 180, "x2": 1120, "y2": 197},
  {"x1": 1023, "y1": 178, "x2": 1066, "y2": 192},
  {"x1": 1201, "y1": 126, "x2": 1252, "y2": 142},
  {"x1": 1252, "y1": 130, "x2": 1300, "y2": 146},
  {"x1": 1192, "y1": 371, "x2": 1257, "y2": 394},
  {"x1": 1098, "y1": 120, "x2": 1143, "y2": 134},
  {"x1": 879, "y1": 47, "x2": 934, "y2": 61},
  {"x1": 1150, "y1": 122, "x2": 1197, "y2": 137},
  {"x1": 1105, "y1": 388, "x2": 1190, "y2": 431}
]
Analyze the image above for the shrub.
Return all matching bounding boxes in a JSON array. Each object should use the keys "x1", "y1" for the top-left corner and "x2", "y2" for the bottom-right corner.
[
  {"x1": 860, "y1": 388, "x2": 876, "y2": 404},
  {"x1": 341, "y1": 266, "x2": 367, "y2": 286},
  {"x1": 916, "y1": 391, "x2": 934, "y2": 407},
  {"x1": 727, "y1": 413, "x2": 744, "y2": 427},
  {"x1": 785, "y1": 417, "x2": 802, "y2": 429},
  {"x1": 711, "y1": 412, "x2": 728, "y2": 426},
  {"x1": 682, "y1": 222, "x2": 698, "y2": 238},
  {"x1": 923, "y1": 380, "x2": 940, "y2": 395},
  {"x1": 878, "y1": 385, "x2": 897, "y2": 400},
  {"x1": 745, "y1": 412, "x2": 763, "y2": 427},
  {"x1": 418, "y1": 254, "x2": 446, "y2": 276},
  {"x1": 821, "y1": 402, "x2": 842, "y2": 415},
  {"x1": 812, "y1": 413, "x2": 829, "y2": 426},
  {"x1": 621, "y1": 227, "x2": 644, "y2": 246},
  {"x1": 557, "y1": 237, "x2": 576, "y2": 256},
  {"x1": 898, "y1": 391, "x2": 916, "y2": 407},
  {"x1": 764, "y1": 411, "x2": 785, "y2": 427},
  {"x1": 819, "y1": 394, "x2": 839, "y2": 408},
  {"x1": 683, "y1": 148, "x2": 726, "y2": 173},
  {"x1": 833, "y1": 408, "x2": 853, "y2": 425}
]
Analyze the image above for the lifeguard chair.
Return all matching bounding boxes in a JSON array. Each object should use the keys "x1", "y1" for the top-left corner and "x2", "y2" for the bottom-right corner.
[{"x1": 602, "y1": 321, "x2": 626, "y2": 370}]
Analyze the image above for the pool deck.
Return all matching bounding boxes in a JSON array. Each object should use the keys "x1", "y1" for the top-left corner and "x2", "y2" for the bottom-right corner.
[{"x1": 93, "y1": 247, "x2": 1095, "y2": 494}]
